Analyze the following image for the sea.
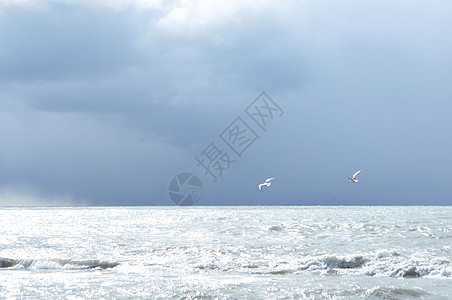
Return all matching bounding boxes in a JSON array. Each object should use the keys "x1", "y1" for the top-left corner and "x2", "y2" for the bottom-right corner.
[{"x1": 1, "y1": 206, "x2": 451, "y2": 299}]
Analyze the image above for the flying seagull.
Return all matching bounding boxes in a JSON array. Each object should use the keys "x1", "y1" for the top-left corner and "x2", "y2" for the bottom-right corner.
[
  {"x1": 347, "y1": 170, "x2": 362, "y2": 183},
  {"x1": 259, "y1": 177, "x2": 275, "y2": 190}
]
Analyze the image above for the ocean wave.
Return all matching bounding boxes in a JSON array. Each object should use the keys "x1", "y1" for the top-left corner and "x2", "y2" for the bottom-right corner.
[
  {"x1": 233, "y1": 252, "x2": 452, "y2": 279},
  {"x1": 299, "y1": 254, "x2": 368, "y2": 271},
  {"x1": 0, "y1": 258, "x2": 119, "y2": 270},
  {"x1": 268, "y1": 225, "x2": 285, "y2": 231},
  {"x1": 296, "y1": 253, "x2": 452, "y2": 279},
  {"x1": 365, "y1": 285, "x2": 429, "y2": 298}
]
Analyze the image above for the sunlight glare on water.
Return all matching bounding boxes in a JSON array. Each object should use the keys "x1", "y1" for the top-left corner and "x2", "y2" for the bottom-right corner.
[{"x1": 1, "y1": 206, "x2": 451, "y2": 299}]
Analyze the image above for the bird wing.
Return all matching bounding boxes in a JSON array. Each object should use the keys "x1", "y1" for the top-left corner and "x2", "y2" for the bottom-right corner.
[
  {"x1": 352, "y1": 170, "x2": 361, "y2": 179},
  {"x1": 258, "y1": 184, "x2": 263, "y2": 190},
  {"x1": 347, "y1": 177, "x2": 354, "y2": 182},
  {"x1": 265, "y1": 177, "x2": 275, "y2": 183}
]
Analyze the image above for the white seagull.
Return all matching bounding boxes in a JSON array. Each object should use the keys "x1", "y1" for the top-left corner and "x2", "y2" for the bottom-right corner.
[
  {"x1": 347, "y1": 170, "x2": 362, "y2": 183},
  {"x1": 259, "y1": 177, "x2": 275, "y2": 190}
]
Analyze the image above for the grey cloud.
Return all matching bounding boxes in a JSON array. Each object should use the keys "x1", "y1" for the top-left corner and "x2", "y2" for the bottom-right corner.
[{"x1": 0, "y1": 3, "x2": 144, "y2": 82}]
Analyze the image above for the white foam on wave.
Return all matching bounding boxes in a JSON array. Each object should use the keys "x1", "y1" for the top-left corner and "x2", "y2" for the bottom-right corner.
[
  {"x1": 229, "y1": 250, "x2": 452, "y2": 279},
  {"x1": 294, "y1": 251, "x2": 452, "y2": 279},
  {"x1": 365, "y1": 285, "x2": 429, "y2": 298},
  {"x1": 0, "y1": 258, "x2": 119, "y2": 270}
]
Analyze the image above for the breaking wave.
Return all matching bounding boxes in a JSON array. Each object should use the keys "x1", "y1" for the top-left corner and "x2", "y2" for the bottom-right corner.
[
  {"x1": 0, "y1": 258, "x2": 119, "y2": 270},
  {"x1": 296, "y1": 252, "x2": 452, "y2": 278},
  {"x1": 233, "y1": 252, "x2": 452, "y2": 279},
  {"x1": 298, "y1": 254, "x2": 368, "y2": 270},
  {"x1": 365, "y1": 286, "x2": 429, "y2": 298}
]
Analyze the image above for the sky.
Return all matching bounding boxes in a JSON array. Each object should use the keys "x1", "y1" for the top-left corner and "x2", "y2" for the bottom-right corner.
[{"x1": 0, "y1": 0, "x2": 451, "y2": 206}]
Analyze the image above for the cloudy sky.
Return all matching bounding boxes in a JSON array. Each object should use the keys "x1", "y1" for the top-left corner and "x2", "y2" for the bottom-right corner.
[{"x1": 1, "y1": 0, "x2": 451, "y2": 206}]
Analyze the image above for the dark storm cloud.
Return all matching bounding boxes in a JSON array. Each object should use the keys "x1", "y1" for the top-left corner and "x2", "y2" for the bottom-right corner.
[
  {"x1": 0, "y1": 0, "x2": 310, "y2": 147},
  {"x1": 0, "y1": 3, "x2": 144, "y2": 82}
]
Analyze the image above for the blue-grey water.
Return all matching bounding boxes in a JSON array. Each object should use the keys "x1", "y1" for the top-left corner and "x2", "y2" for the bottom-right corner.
[{"x1": 1, "y1": 206, "x2": 451, "y2": 299}]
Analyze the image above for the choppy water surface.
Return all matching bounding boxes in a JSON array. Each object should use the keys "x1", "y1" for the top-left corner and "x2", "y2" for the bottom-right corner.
[{"x1": 1, "y1": 206, "x2": 451, "y2": 299}]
